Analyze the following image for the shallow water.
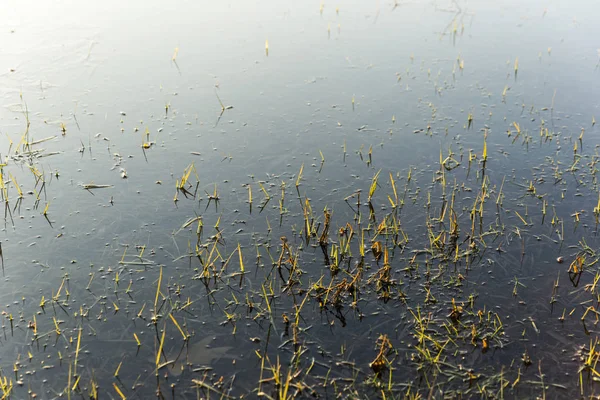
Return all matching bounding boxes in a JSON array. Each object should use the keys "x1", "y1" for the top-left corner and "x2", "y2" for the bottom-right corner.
[{"x1": 1, "y1": 0, "x2": 600, "y2": 398}]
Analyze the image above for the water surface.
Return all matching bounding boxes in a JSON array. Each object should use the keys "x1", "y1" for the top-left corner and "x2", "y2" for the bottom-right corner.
[{"x1": 1, "y1": 0, "x2": 600, "y2": 398}]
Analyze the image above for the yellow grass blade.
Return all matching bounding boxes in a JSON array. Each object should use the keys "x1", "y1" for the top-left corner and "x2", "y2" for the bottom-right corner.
[
  {"x1": 238, "y1": 243, "x2": 245, "y2": 272},
  {"x1": 154, "y1": 266, "x2": 162, "y2": 311},
  {"x1": 169, "y1": 314, "x2": 187, "y2": 340},
  {"x1": 113, "y1": 383, "x2": 126, "y2": 400},
  {"x1": 296, "y1": 164, "x2": 304, "y2": 187},
  {"x1": 155, "y1": 327, "x2": 166, "y2": 367}
]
